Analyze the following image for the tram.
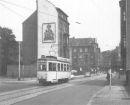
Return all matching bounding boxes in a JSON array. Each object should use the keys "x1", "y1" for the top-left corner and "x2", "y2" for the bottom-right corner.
[{"x1": 37, "y1": 56, "x2": 71, "y2": 83}]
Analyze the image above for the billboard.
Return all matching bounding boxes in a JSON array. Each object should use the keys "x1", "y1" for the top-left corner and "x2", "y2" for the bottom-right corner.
[{"x1": 42, "y1": 23, "x2": 56, "y2": 43}]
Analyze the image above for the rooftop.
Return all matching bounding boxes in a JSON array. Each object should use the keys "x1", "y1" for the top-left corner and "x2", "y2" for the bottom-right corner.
[{"x1": 69, "y1": 37, "x2": 96, "y2": 46}]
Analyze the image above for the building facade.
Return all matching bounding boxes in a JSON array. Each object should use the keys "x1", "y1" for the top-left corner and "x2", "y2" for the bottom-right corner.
[
  {"x1": 69, "y1": 37, "x2": 100, "y2": 74},
  {"x1": 119, "y1": 0, "x2": 130, "y2": 85},
  {"x1": 126, "y1": 1, "x2": 130, "y2": 69},
  {"x1": 22, "y1": 0, "x2": 69, "y2": 75},
  {"x1": 126, "y1": 0, "x2": 130, "y2": 84},
  {"x1": 119, "y1": 0, "x2": 126, "y2": 73},
  {"x1": 0, "y1": 38, "x2": 2, "y2": 75},
  {"x1": 101, "y1": 51, "x2": 111, "y2": 72}
]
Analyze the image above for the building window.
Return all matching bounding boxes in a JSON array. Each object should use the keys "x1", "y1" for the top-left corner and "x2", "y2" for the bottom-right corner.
[
  {"x1": 85, "y1": 48, "x2": 88, "y2": 52},
  {"x1": 64, "y1": 24, "x2": 68, "y2": 33},
  {"x1": 123, "y1": 15, "x2": 126, "y2": 21},
  {"x1": 79, "y1": 54, "x2": 82, "y2": 58},
  {"x1": 80, "y1": 48, "x2": 82, "y2": 52},
  {"x1": 84, "y1": 55, "x2": 88, "y2": 62},
  {"x1": 63, "y1": 15, "x2": 67, "y2": 21},
  {"x1": 60, "y1": 48, "x2": 63, "y2": 57},
  {"x1": 91, "y1": 55, "x2": 93, "y2": 58},
  {"x1": 74, "y1": 55, "x2": 76, "y2": 58},
  {"x1": 61, "y1": 14, "x2": 63, "y2": 18},
  {"x1": 63, "y1": 24, "x2": 65, "y2": 32},
  {"x1": 67, "y1": 36, "x2": 69, "y2": 44},
  {"x1": 91, "y1": 62, "x2": 93, "y2": 64},
  {"x1": 74, "y1": 49, "x2": 76, "y2": 52},
  {"x1": 59, "y1": 31, "x2": 62, "y2": 44}
]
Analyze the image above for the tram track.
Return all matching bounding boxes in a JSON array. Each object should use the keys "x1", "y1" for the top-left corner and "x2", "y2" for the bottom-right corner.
[
  {"x1": 0, "y1": 83, "x2": 70, "y2": 103},
  {"x1": 0, "y1": 74, "x2": 106, "y2": 105}
]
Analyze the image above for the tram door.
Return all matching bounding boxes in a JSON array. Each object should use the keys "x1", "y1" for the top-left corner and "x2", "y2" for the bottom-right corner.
[{"x1": 48, "y1": 62, "x2": 57, "y2": 81}]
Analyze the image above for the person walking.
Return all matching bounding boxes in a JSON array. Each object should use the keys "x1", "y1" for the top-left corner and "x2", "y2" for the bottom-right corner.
[{"x1": 106, "y1": 70, "x2": 110, "y2": 84}]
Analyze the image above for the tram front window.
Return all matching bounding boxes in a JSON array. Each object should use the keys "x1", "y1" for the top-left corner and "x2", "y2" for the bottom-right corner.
[{"x1": 38, "y1": 64, "x2": 46, "y2": 71}]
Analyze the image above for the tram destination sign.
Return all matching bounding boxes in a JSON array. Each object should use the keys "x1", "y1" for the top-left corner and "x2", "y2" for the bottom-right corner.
[{"x1": 57, "y1": 57, "x2": 70, "y2": 62}]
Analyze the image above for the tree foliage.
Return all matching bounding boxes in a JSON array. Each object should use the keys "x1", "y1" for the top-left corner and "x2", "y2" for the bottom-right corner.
[{"x1": 0, "y1": 27, "x2": 19, "y2": 76}]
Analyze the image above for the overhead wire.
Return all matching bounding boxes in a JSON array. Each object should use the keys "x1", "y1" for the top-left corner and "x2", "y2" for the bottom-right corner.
[
  {"x1": 0, "y1": 0, "x2": 119, "y2": 33},
  {"x1": 0, "y1": 2, "x2": 43, "y2": 30},
  {"x1": 91, "y1": 0, "x2": 119, "y2": 28},
  {"x1": 0, "y1": 0, "x2": 57, "y2": 17}
]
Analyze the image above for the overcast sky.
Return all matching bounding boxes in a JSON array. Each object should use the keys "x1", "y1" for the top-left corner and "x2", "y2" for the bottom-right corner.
[{"x1": 0, "y1": 0, "x2": 120, "y2": 51}]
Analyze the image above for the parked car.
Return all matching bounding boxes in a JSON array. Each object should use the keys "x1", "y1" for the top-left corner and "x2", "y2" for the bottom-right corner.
[
  {"x1": 70, "y1": 72, "x2": 75, "y2": 79},
  {"x1": 84, "y1": 72, "x2": 91, "y2": 77}
]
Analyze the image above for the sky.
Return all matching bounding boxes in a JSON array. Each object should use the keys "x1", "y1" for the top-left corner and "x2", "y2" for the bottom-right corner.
[{"x1": 0, "y1": 0, "x2": 120, "y2": 51}]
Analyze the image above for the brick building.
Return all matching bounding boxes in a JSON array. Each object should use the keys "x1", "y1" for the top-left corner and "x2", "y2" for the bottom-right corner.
[{"x1": 69, "y1": 37, "x2": 100, "y2": 74}]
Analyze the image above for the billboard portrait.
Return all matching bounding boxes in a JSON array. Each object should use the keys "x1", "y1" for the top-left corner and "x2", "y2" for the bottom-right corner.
[{"x1": 42, "y1": 23, "x2": 56, "y2": 43}]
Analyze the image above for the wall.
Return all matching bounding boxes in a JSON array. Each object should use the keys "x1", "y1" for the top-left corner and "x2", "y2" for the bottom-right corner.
[
  {"x1": 7, "y1": 63, "x2": 37, "y2": 77},
  {"x1": 22, "y1": 11, "x2": 37, "y2": 65},
  {"x1": 37, "y1": 0, "x2": 58, "y2": 58},
  {"x1": 126, "y1": 0, "x2": 130, "y2": 70}
]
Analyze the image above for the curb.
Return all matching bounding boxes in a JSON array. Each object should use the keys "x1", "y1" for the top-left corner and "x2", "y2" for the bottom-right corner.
[
  {"x1": 1, "y1": 80, "x2": 37, "y2": 84},
  {"x1": 1, "y1": 74, "x2": 104, "y2": 84},
  {"x1": 87, "y1": 85, "x2": 107, "y2": 105}
]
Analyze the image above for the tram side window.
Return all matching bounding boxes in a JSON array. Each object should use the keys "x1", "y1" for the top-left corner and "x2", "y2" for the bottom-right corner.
[
  {"x1": 64, "y1": 64, "x2": 66, "y2": 71},
  {"x1": 67, "y1": 64, "x2": 69, "y2": 71},
  {"x1": 53, "y1": 63, "x2": 56, "y2": 71},
  {"x1": 58, "y1": 63, "x2": 60, "y2": 71},
  {"x1": 39, "y1": 64, "x2": 46, "y2": 71},
  {"x1": 49, "y1": 62, "x2": 53, "y2": 71},
  {"x1": 61, "y1": 64, "x2": 63, "y2": 71}
]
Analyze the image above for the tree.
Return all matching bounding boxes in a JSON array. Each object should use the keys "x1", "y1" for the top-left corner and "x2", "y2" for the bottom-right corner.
[{"x1": 0, "y1": 27, "x2": 19, "y2": 76}]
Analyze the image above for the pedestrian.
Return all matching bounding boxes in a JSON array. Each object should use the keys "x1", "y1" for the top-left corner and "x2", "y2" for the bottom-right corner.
[
  {"x1": 12, "y1": 71, "x2": 14, "y2": 79},
  {"x1": 106, "y1": 70, "x2": 110, "y2": 84}
]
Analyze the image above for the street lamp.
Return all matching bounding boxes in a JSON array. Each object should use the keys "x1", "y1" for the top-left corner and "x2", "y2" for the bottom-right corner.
[
  {"x1": 109, "y1": 52, "x2": 112, "y2": 90},
  {"x1": 18, "y1": 41, "x2": 21, "y2": 81}
]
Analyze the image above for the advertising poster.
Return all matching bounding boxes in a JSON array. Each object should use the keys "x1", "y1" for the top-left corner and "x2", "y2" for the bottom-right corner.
[{"x1": 42, "y1": 23, "x2": 56, "y2": 43}]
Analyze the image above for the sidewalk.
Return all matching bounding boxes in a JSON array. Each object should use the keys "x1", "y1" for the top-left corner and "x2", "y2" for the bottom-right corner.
[
  {"x1": 88, "y1": 74, "x2": 130, "y2": 105},
  {"x1": 0, "y1": 75, "x2": 85, "y2": 84},
  {"x1": 0, "y1": 76, "x2": 37, "y2": 84},
  {"x1": 0, "y1": 73, "x2": 101, "y2": 84}
]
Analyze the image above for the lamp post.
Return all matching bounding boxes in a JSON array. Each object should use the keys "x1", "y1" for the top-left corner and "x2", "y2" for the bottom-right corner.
[
  {"x1": 18, "y1": 41, "x2": 21, "y2": 81},
  {"x1": 109, "y1": 53, "x2": 112, "y2": 90}
]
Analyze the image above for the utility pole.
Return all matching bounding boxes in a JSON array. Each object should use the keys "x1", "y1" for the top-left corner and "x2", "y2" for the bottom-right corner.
[
  {"x1": 18, "y1": 41, "x2": 21, "y2": 81},
  {"x1": 109, "y1": 51, "x2": 112, "y2": 90}
]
